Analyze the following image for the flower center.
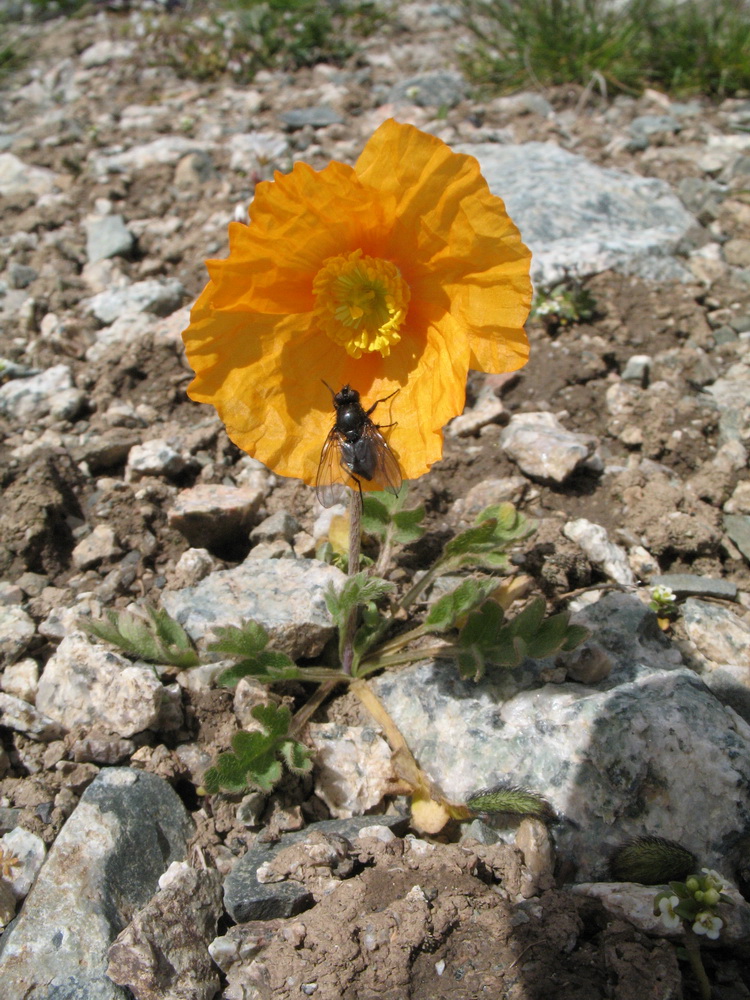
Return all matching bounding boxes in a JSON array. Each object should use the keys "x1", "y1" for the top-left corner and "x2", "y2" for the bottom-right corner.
[{"x1": 312, "y1": 250, "x2": 410, "y2": 359}]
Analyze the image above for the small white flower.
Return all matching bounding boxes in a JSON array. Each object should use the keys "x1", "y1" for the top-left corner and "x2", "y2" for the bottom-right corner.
[
  {"x1": 657, "y1": 894, "x2": 682, "y2": 931},
  {"x1": 692, "y1": 911, "x2": 723, "y2": 940},
  {"x1": 701, "y1": 868, "x2": 728, "y2": 892},
  {"x1": 651, "y1": 584, "x2": 675, "y2": 604}
]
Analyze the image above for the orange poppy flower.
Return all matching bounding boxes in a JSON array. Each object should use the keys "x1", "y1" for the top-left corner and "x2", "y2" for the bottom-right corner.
[{"x1": 182, "y1": 119, "x2": 532, "y2": 490}]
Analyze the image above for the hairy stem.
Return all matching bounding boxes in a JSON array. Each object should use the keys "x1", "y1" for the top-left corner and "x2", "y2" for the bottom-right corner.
[
  {"x1": 341, "y1": 486, "x2": 363, "y2": 675},
  {"x1": 359, "y1": 643, "x2": 457, "y2": 676},
  {"x1": 683, "y1": 929, "x2": 711, "y2": 1000}
]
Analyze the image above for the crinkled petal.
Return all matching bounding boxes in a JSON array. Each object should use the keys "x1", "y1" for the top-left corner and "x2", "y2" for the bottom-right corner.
[
  {"x1": 356, "y1": 119, "x2": 531, "y2": 372},
  {"x1": 206, "y1": 162, "x2": 395, "y2": 316}
]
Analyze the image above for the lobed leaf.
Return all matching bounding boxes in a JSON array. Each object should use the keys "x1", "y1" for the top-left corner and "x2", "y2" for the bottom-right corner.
[
  {"x1": 207, "y1": 620, "x2": 270, "y2": 657},
  {"x1": 202, "y1": 701, "x2": 310, "y2": 795},
  {"x1": 425, "y1": 578, "x2": 499, "y2": 632}
]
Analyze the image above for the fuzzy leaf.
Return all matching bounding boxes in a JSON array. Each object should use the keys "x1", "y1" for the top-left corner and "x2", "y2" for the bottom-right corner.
[
  {"x1": 425, "y1": 578, "x2": 499, "y2": 632},
  {"x1": 207, "y1": 620, "x2": 270, "y2": 657},
  {"x1": 279, "y1": 738, "x2": 314, "y2": 775},
  {"x1": 391, "y1": 506, "x2": 426, "y2": 544},
  {"x1": 467, "y1": 784, "x2": 553, "y2": 819},
  {"x1": 361, "y1": 495, "x2": 391, "y2": 537},
  {"x1": 82, "y1": 607, "x2": 199, "y2": 668},
  {"x1": 325, "y1": 573, "x2": 393, "y2": 630},
  {"x1": 202, "y1": 702, "x2": 309, "y2": 795}
]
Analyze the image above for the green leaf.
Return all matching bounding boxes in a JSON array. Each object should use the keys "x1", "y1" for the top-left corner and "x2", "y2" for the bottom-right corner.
[
  {"x1": 325, "y1": 572, "x2": 393, "y2": 631},
  {"x1": 361, "y1": 495, "x2": 391, "y2": 537},
  {"x1": 202, "y1": 701, "x2": 311, "y2": 795},
  {"x1": 81, "y1": 606, "x2": 199, "y2": 668},
  {"x1": 467, "y1": 784, "x2": 553, "y2": 819},
  {"x1": 279, "y1": 738, "x2": 314, "y2": 775},
  {"x1": 361, "y1": 486, "x2": 425, "y2": 544},
  {"x1": 207, "y1": 620, "x2": 270, "y2": 658},
  {"x1": 391, "y1": 506, "x2": 426, "y2": 544},
  {"x1": 456, "y1": 600, "x2": 525, "y2": 679},
  {"x1": 425, "y1": 578, "x2": 499, "y2": 632}
]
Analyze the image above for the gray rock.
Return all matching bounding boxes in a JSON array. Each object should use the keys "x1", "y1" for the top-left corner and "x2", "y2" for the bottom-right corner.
[
  {"x1": 0, "y1": 769, "x2": 193, "y2": 1000},
  {"x1": 682, "y1": 598, "x2": 750, "y2": 667},
  {"x1": 572, "y1": 882, "x2": 750, "y2": 948},
  {"x1": 681, "y1": 598, "x2": 750, "y2": 721},
  {"x1": 628, "y1": 114, "x2": 681, "y2": 146},
  {"x1": 8, "y1": 263, "x2": 38, "y2": 289},
  {"x1": 107, "y1": 861, "x2": 223, "y2": 1000},
  {"x1": 279, "y1": 107, "x2": 344, "y2": 130},
  {"x1": 84, "y1": 278, "x2": 185, "y2": 325},
  {"x1": 0, "y1": 364, "x2": 73, "y2": 422},
  {"x1": 161, "y1": 557, "x2": 346, "y2": 659},
  {"x1": 563, "y1": 518, "x2": 636, "y2": 586},
  {"x1": 36, "y1": 633, "x2": 170, "y2": 737},
  {"x1": 387, "y1": 71, "x2": 466, "y2": 108},
  {"x1": 650, "y1": 573, "x2": 738, "y2": 601},
  {"x1": 500, "y1": 411, "x2": 600, "y2": 483},
  {"x1": 85, "y1": 214, "x2": 135, "y2": 264},
  {"x1": 0, "y1": 605, "x2": 35, "y2": 664},
  {"x1": 249, "y1": 511, "x2": 300, "y2": 545},
  {"x1": 454, "y1": 141, "x2": 697, "y2": 284},
  {"x1": 724, "y1": 513, "x2": 750, "y2": 562},
  {"x1": 372, "y1": 593, "x2": 750, "y2": 881},
  {"x1": 169, "y1": 484, "x2": 265, "y2": 548},
  {"x1": 0, "y1": 692, "x2": 64, "y2": 742},
  {"x1": 223, "y1": 814, "x2": 408, "y2": 922},
  {"x1": 705, "y1": 362, "x2": 750, "y2": 447}
]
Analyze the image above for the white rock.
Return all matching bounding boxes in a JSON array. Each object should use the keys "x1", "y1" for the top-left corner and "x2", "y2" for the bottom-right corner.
[
  {"x1": 83, "y1": 278, "x2": 185, "y2": 326},
  {"x1": 0, "y1": 365, "x2": 73, "y2": 422},
  {"x1": 563, "y1": 518, "x2": 636, "y2": 586},
  {"x1": 88, "y1": 137, "x2": 211, "y2": 177},
  {"x1": 0, "y1": 606, "x2": 35, "y2": 664},
  {"x1": 36, "y1": 634, "x2": 167, "y2": 737},
  {"x1": 79, "y1": 40, "x2": 136, "y2": 68},
  {"x1": 0, "y1": 153, "x2": 60, "y2": 199},
  {"x1": 500, "y1": 411, "x2": 600, "y2": 483},
  {"x1": 308, "y1": 723, "x2": 396, "y2": 818},
  {"x1": 0, "y1": 827, "x2": 46, "y2": 900},
  {"x1": 1, "y1": 658, "x2": 39, "y2": 703},
  {"x1": 446, "y1": 393, "x2": 504, "y2": 437},
  {"x1": 125, "y1": 439, "x2": 187, "y2": 481},
  {"x1": 71, "y1": 525, "x2": 122, "y2": 570}
]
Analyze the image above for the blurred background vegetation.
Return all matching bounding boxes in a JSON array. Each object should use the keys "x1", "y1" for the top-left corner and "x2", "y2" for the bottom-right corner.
[{"x1": 1, "y1": 0, "x2": 749, "y2": 97}]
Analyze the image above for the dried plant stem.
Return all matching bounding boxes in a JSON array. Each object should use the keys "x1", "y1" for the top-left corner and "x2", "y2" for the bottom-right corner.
[
  {"x1": 341, "y1": 486, "x2": 363, "y2": 675},
  {"x1": 683, "y1": 930, "x2": 711, "y2": 1000},
  {"x1": 291, "y1": 678, "x2": 344, "y2": 735}
]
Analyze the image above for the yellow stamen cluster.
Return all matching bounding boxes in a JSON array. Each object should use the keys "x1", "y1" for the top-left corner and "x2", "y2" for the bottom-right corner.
[{"x1": 312, "y1": 249, "x2": 409, "y2": 358}]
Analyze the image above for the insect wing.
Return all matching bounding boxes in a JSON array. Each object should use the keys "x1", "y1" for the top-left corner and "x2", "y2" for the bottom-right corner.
[
  {"x1": 315, "y1": 428, "x2": 349, "y2": 508},
  {"x1": 362, "y1": 422, "x2": 402, "y2": 497}
]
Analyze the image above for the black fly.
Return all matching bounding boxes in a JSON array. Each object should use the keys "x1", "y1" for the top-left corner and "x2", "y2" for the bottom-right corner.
[{"x1": 315, "y1": 382, "x2": 402, "y2": 508}]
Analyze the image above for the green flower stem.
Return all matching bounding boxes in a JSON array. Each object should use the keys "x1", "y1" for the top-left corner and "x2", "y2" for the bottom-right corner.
[
  {"x1": 341, "y1": 486, "x2": 364, "y2": 675},
  {"x1": 397, "y1": 562, "x2": 443, "y2": 613},
  {"x1": 373, "y1": 521, "x2": 395, "y2": 578},
  {"x1": 683, "y1": 929, "x2": 711, "y2": 1000},
  {"x1": 369, "y1": 622, "x2": 430, "y2": 658}
]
